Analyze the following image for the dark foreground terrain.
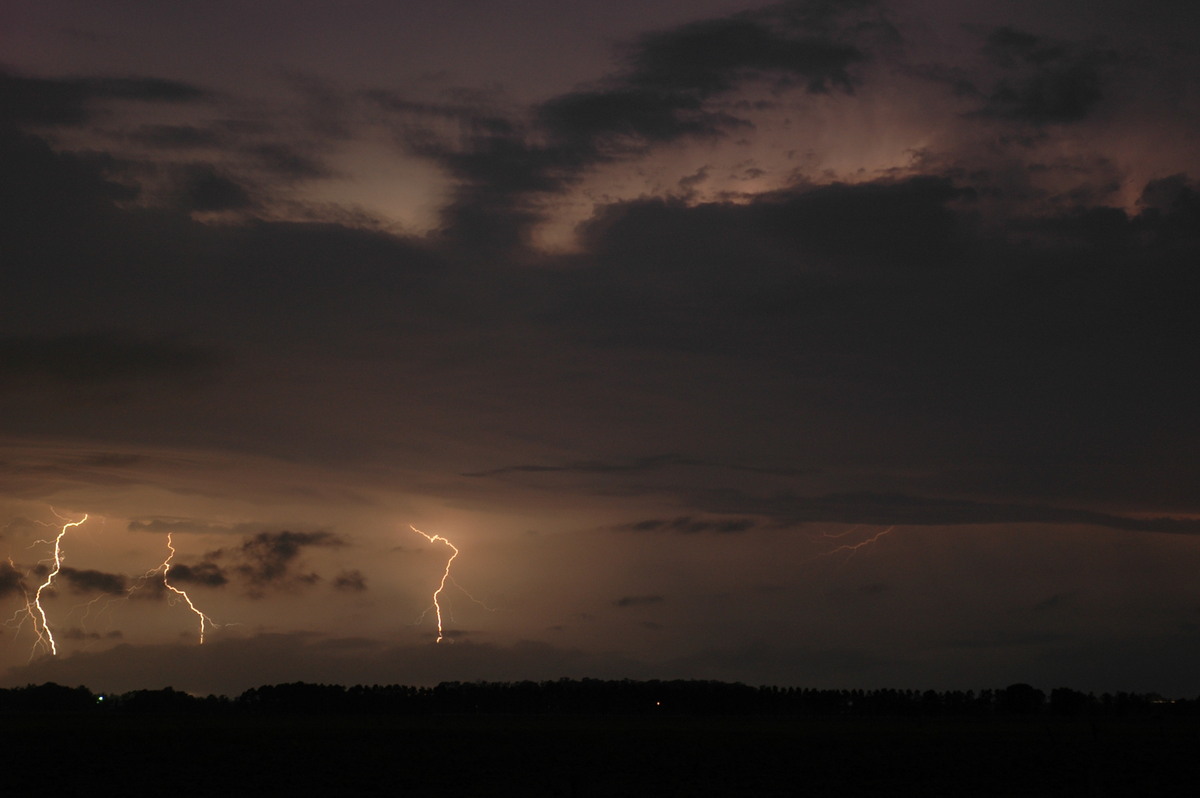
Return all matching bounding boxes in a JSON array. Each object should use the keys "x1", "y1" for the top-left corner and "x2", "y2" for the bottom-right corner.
[{"x1": 3, "y1": 681, "x2": 1198, "y2": 796}]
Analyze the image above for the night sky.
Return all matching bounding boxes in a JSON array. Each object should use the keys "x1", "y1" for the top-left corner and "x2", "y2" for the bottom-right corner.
[{"x1": 3, "y1": 0, "x2": 1199, "y2": 697}]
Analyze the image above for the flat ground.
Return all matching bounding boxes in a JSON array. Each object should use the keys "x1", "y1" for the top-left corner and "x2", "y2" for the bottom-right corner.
[{"x1": 4, "y1": 712, "x2": 1197, "y2": 796}]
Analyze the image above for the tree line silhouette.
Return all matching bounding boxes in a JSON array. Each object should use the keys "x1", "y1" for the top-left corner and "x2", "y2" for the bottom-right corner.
[{"x1": 2, "y1": 679, "x2": 1197, "y2": 717}]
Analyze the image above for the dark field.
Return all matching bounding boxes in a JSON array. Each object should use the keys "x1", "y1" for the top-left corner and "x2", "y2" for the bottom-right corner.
[{"x1": 4, "y1": 711, "x2": 1198, "y2": 797}]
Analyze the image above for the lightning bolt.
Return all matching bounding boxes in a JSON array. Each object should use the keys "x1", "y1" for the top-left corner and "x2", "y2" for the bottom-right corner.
[
  {"x1": 28, "y1": 512, "x2": 88, "y2": 657},
  {"x1": 819, "y1": 525, "x2": 895, "y2": 558},
  {"x1": 410, "y1": 524, "x2": 458, "y2": 643},
  {"x1": 2, "y1": 558, "x2": 36, "y2": 647},
  {"x1": 62, "y1": 533, "x2": 218, "y2": 644},
  {"x1": 159, "y1": 533, "x2": 216, "y2": 644},
  {"x1": 803, "y1": 525, "x2": 897, "y2": 568},
  {"x1": 4, "y1": 515, "x2": 223, "y2": 652}
]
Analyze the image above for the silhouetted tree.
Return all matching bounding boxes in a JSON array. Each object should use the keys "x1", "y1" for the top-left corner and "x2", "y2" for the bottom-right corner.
[{"x1": 999, "y1": 683, "x2": 1045, "y2": 714}]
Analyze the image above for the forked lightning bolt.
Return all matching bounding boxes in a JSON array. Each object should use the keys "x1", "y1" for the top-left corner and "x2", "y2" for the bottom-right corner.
[
  {"x1": 159, "y1": 533, "x2": 216, "y2": 644},
  {"x1": 29, "y1": 512, "x2": 88, "y2": 656},
  {"x1": 82, "y1": 533, "x2": 218, "y2": 642},
  {"x1": 410, "y1": 524, "x2": 458, "y2": 643},
  {"x1": 4, "y1": 516, "x2": 220, "y2": 652}
]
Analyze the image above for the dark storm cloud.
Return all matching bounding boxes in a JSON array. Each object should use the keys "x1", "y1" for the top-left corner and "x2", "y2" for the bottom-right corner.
[
  {"x1": 0, "y1": 561, "x2": 24, "y2": 598},
  {"x1": 682, "y1": 491, "x2": 1200, "y2": 534},
  {"x1": 752, "y1": 176, "x2": 969, "y2": 271},
  {"x1": 138, "y1": 131, "x2": 332, "y2": 183},
  {"x1": 0, "y1": 70, "x2": 207, "y2": 128},
  {"x1": 245, "y1": 143, "x2": 332, "y2": 180},
  {"x1": 943, "y1": 631, "x2": 1071, "y2": 650},
  {"x1": 623, "y1": 6, "x2": 867, "y2": 95},
  {"x1": 206, "y1": 531, "x2": 345, "y2": 593},
  {"x1": 0, "y1": 332, "x2": 219, "y2": 386},
  {"x1": 127, "y1": 578, "x2": 167, "y2": 601},
  {"x1": 2, "y1": 76, "x2": 406, "y2": 338},
  {"x1": 332, "y1": 569, "x2": 367, "y2": 592},
  {"x1": 381, "y1": 1, "x2": 876, "y2": 250},
  {"x1": 574, "y1": 174, "x2": 967, "y2": 292},
  {"x1": 164, "y1": 562, "x2": 229, "y2": 588},
  {"x1": 0, "y1": 452, "x2": 152, "y2": 497},
  {"x1": 1032, "y1": 592, "x2": 1074, "y2": 613},
  {"x1": 213, "y1": 221, "x2": 441, "y2": 316},
  {"x1": 536, "y1": 88, "x2": 746, "y2": 154},
  {"x1": 537, "y1": 0, "x2": 881, "y2": 155},
  {"x1": 60, "y1": 628, "x2": 123, "y2": 641},
  {"x1": 2, "y1": 70, "x2": 330, "y2": 220},
  {"x1": 1138, "y1": 173, "x2": 1200, "y2": 235},
  {"x1": 75, "y1": 76, "x2": 207, "y2": 103},
  {"x1": 387, "y1": 117, "x2": 573, "y2": 252},
  {"x1": 283, "y1": 72, "x2": 357, "y2": 141},
  {"x1": 374, "y1": 93, "x2": 560, "y2": 182},
  {"x1": 1, "y1": 123, "x2": 442, "y2": 363},
  {"x1": 128, "y1": 519, "x2": 269, "y2": 536},
  {"x1": 432, "y1": 629, "x2": 473, "y2": 642},
  {"x1": 58, "y1": 566, "x2": 128, "y2": 595},
  {"x1": 127, "y1": 123, "x2": 225, "y2": 149},
  {"x1": 463, "y1": 454, "x2": 806, "y2": 478},
  {"x1": 975, "y1": 27, "x2": 1120, "y2": 124},
  {"x1": 172, "y1": 163, "x2": 254, "y2": 212},
  {"x1": 551, "y1": 161, "x2": 1200, "y2": 508},
  {"x1": 310, "y1": 635, "x2": 380, "y2": 651},
  {"x1": 614, "y1": 595, "x2": 665, "y2": 608},
  {"x1": 544, "y1": 174, "x2": 973, "y2": 359},
  {"x1": 623, "y1": 517, "x2": 760, "y2": 535},
  {"x1": 4, "y1": 67, "x2": 1199, "y2": 514},
  {"x1": 1, "y1": 127, "x2": 135, "y2": 245}
]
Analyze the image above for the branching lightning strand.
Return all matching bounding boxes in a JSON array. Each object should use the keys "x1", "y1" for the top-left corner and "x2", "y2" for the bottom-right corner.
[
  {"x1": 160, "y1": 533, "x2": 216, "y2": 644},
  {"x1": 29, "y1": 513, "x2": 88, "y2": 656},
  {"x1": 822, "y1": 525, "x2": 895, "y2": 556},
  {"x1": 410, "y1": 524, "x2": 458, "y2": 643},
  {"x1": 806, "y1": 525, "x2": 896, "y2": 565}
]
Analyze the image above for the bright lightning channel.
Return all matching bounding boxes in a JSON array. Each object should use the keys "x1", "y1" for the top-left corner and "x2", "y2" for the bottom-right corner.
[
  {"x1": 159, "y1": 533, "x2": 216, "y2": 644},
  {"x1": 4, "y1": 517, "x2": 220, "y2": 651},
  {"x1": 29, "y1": 512, "x2": 88, "y2": 656},
  {"x1": 410, "y1": 524, "x2": 459, "y2": 643},
  {"x1": 78, "y1": 533, "x2": 218, "y2": 642}
]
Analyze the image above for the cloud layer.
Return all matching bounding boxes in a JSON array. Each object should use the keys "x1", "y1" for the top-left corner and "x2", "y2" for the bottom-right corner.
[{"x1": 2, "y1": 0, "x2": 1199, "y2": 694}]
